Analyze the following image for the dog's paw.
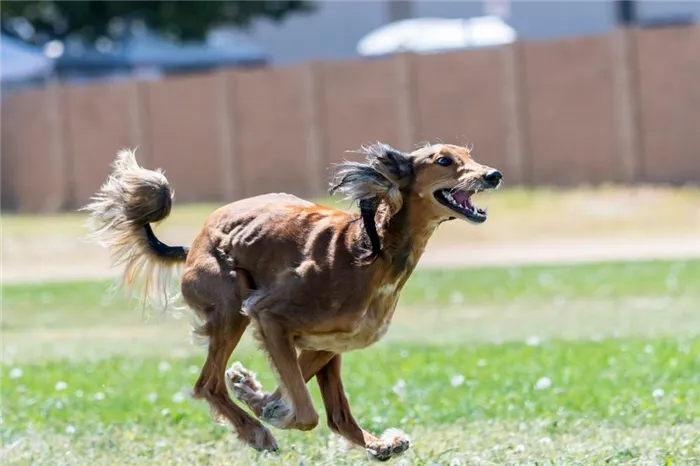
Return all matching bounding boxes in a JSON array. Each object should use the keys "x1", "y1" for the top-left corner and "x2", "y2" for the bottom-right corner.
[
  {"x1": 261, "y1": 398, "x2": 293, "y2": 429},
  {"x1": 226, "y1": 361, "x2": 265, "y2": 405},
  {"x1": 237, "y1": 423, "x2": 279, "y2": 453},
  {"x1": 366, "y1": 429, "x2": 411, "y2": 462}
]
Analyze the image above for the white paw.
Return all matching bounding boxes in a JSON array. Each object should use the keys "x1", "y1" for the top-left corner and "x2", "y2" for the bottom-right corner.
[
  {"x1": 366, "y1": 429, "x2": 411, "y2": 462},
  {"x1": 225, "y1": 361, "x2": 264, "y2": 403}
]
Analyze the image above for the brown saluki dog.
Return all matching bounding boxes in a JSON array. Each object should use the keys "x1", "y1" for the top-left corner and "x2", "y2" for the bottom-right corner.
[{"x1": 82, "y1": 142, "x2": 502, "y2": 461}]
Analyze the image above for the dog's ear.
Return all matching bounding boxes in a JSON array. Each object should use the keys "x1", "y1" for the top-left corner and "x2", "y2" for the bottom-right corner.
[
  {"x1": 329, "y1": 143, "x2": 413, "y2": 261},
  {"x1": 329, "y1": 142, "x2": 413, "y2": 214}
]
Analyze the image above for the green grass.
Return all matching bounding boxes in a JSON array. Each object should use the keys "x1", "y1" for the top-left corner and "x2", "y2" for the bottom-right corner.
[
  {"x1": 2, "y1": 340, "x2": 699, "y2": 464},
  {"x1": 3, "y1": 259, "x2": 698, "y2": 329},
  {"x1": 2, "y1": 259, "x2": 700, "y2": 464},
  {"x1": 4, "y1": 340, "x2": 699, "y2": 431}
]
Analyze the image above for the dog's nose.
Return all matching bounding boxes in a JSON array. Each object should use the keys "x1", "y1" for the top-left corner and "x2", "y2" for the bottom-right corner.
[{"x1": 483, "y1": 169, "x2": 502, "y2": 186}]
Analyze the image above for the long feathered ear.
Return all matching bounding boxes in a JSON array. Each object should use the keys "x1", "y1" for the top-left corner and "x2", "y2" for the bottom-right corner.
[
  {"x1": 329, "y1": 143, "x2": 413, "y2": 260},
  {"x1": 328, "y1": 142, "x2": 413, "y2": 214}
]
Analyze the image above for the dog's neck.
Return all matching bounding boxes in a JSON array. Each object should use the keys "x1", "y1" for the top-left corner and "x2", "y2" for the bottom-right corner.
[{"x1": 374, "y1": 194, "x2": 439, "y2": 279}]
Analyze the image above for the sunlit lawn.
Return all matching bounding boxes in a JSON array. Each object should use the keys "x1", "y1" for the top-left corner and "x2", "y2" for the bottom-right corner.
[{"x1": 2, "y1": 259, "x2": 699, "y2": 464}]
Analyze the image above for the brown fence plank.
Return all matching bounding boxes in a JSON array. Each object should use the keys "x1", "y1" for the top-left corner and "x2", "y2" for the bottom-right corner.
[
  {"x1": 62, "y1": 82, "x2": 141, "y2": 208},
  {"x1": 521, "y1": 35, "x2": 625, "y2": 186},
  {"x1": 144, "y1": 72, "x2": 227, "y2": 204},
  {"x1": 1, "y1": 88, "x2": 67, "y2": 212},
  {"x1": 634, "y1": 26, "x2": 700, "y2": 184},
  {"x1": 228, "y1": 65, "x2": 318, "y2": 199},
  {"x1": 413, "y1": 47, "x2": 515, "y2": 180},
  {"x1": 319, "y1": 57, "x2": 405, "y2": 168}
]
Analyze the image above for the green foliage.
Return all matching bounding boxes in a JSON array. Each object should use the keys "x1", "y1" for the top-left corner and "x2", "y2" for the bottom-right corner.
[{"x1": 0, "y1": 1, "x2": 316, "y2": 44}]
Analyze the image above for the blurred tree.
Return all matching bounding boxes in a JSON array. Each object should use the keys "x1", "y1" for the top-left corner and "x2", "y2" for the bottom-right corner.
[{"x1": 0, "y1": 1, "x2": 316, "y2": 44}]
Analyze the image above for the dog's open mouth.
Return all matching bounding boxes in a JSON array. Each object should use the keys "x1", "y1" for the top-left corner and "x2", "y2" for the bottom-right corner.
[{"x1": 434, "y1": 189, "x2": 487, "y2": 223}]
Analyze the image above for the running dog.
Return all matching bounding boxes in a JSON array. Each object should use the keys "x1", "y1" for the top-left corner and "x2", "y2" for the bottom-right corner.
[{"x1": 82, "y1": 142, "x2": 502, "y2": 461}]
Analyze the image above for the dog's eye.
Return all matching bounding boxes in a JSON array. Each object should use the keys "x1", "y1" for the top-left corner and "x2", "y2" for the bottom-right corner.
[{"x1": 435, "y1": 157, "x2": 453, "y2": 167}]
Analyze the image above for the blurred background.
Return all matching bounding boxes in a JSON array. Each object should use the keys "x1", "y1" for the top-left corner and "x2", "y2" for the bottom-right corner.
[
  {"x1": 1, "y1": 0, "x2": 699, "y2": 282},
  {"x1": 1, "y1": 2, "x2": 699, "y2": 464}
]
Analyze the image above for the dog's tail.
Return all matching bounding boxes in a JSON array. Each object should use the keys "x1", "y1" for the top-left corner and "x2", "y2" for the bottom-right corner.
[{"x1": 81, "y1": 148, "x2": 188, "y2": 312}]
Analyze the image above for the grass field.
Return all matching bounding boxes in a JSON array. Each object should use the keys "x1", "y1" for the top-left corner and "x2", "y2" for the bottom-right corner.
[{"x1": 2, "y1": 258, "x2": 699, "y2": 465}]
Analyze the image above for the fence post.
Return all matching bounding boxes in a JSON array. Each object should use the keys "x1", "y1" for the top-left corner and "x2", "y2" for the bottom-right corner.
[
  {"x1": 133, "y1": 80, "x2": 155, "y2": 168},
  {"x1": 612, "y1": 27, "x2": 644, "y2": 184},
  {"x1": 47, "y1": 82, "x2": 72, "y2": 211},
  {"x1": 127, "y1": 80, "x2": 148, "y2": 165},
  {"x1": 502, "y1": 42, "x2": 530, "y2": 186},
  {"x1": 394, "y1": 52, "x2": 418, "y2": 151},
  {"x1": 216, "y1": 71, "x2": 237, "y2": 201},
  {"x1": 225, "y1": 71, "x2": 247, "y2": 199},
  {"x1": 303, "y1": 62, "x2": 327, "y2": 196}
]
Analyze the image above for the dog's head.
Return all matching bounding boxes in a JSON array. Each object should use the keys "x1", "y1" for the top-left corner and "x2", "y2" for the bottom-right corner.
[
  {"x1": 329, "y1": 142, "x2": 502, "y2": 225},
  {"x1": 409, "y1": 143, "x2": 502, "y2": 224}
]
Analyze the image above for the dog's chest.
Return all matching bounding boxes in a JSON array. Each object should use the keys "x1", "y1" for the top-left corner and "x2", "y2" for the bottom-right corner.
[{"x1": 294, "y1": 283, "x2": 401, "y2": 353}]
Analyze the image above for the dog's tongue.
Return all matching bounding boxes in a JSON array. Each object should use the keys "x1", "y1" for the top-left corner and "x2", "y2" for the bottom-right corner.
[{"x1": 452, "y1": 190, "x2": 471, "y2": 208}]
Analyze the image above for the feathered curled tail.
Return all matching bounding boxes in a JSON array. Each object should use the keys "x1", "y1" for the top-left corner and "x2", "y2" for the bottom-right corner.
[{"x1": 80, "y1": 149, "x2": 188, "y2": 312}]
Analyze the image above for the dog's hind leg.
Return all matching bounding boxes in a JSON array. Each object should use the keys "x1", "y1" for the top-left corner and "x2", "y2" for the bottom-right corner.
[
  {"x1": 191, "y1": 310, "x2": 279, "y2": 452},
  {"x1": 227, "y1": 350, "x2": 334, "y2": 420},
  {"x1": 185, "y1": 265, "x2": 278, "y2": 452},
  {"x1": 317, "y1": 355, "x2": 411, "y2": 462}
]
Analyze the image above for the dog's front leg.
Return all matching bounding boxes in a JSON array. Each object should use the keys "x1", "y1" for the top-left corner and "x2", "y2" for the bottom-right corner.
[
  {"x1": 227, "y1": 350, "x2": 335, "y2": 421},
  {"x1": 248, "y1": 312, "x2": 321, "y2": 431},
  {"x1": 316, "y1": 354, "x2": 411, "y2": 462}
]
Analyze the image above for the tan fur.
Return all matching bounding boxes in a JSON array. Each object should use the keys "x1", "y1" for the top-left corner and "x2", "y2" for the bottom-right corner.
[
  {"x1": 80, "y1": 149, "x2": 183, "y2": 311},
  {"x1": 84, "y1": 142, "x2": 501, "y2": 460}
]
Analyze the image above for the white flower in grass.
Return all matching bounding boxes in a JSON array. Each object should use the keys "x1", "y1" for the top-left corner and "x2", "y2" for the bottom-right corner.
[
  {"x1": 653, "y1": 388, "x2": 665, "y2": 399},
  {"x1": 55, "y1": 381, "x2": 68, "y2": 391},
  {"x1": 171, "y1": 392, "x2": 186, "y2": 403},
  {"x1": 146, "y1": 393, "x2": 158, "y2": 403},
  {"x1": 9, "y1": 368, "x2": 23, "y2": 379},
  {"x1": 93, "y1": 392, "x2": 105, "y2": 401},
  {"x1": 534, "y1": 377, "x2": 552, "y2": 390},
  {"x1": 158, "y1": 361, "x2": 171, "y2": 373},
  {"x1": 526, "y1": 336, "x2": 541, "y2": 347},
  {"x1": 539, "y1": 436, "x2": 552, "y2": 445},
  {"x1": 65, "y1": 425, "x2": 76, "y2": 435},
  {"x1": 476, "y1": 359, "x2": 487, "y2": 367},
  {"x1": 75, "y1": 390, "x2": 83, "y2": 398},
  {"x1": 514, "y1": 444, "x2": 525, "y2": 453},
  {"x1": 160, "y1": 408, "x2": 171, "y2": 416},
  {"x1": 188, "y1": 365, "x2": 199, "y2": 374},
  {"x1": 392, "y1": 379, "x2": 406, "y2": 397},
  {"x1": 450, "y1": 374, "x2": 465, "y2": 388}
]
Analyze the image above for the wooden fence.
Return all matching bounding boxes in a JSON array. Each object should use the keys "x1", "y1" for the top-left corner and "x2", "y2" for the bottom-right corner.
[{"x1": 1, "y1": 26, "x2": 698, "y2": 213}]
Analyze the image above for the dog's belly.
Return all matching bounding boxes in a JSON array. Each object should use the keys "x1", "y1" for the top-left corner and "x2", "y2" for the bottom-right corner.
[
  {"x1": 294, "y1": 319, "x2": 391, "y2": 353},
  {"x1": 295, "y1": 285, "x2": 402, "y2": 354}
]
